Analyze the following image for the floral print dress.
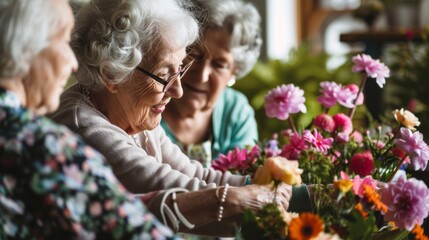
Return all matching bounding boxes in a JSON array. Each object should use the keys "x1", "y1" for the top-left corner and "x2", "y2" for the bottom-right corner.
[{"x1": 0, "y1": 89, "x2": 177, "y2": 239}]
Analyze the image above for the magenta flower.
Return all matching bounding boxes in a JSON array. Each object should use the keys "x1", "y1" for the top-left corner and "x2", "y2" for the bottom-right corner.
[
  {"x1": 349, "y1": 150, "x2": 374, "y2": 177},
  {"x1": 302, "y1": 129, "x2": 333, "y2": 154},
  {"x1": 313, "y1": 113, "x2": 335, "y2": 133},
  {"x1": 395, "y1": 128, "x2": 429, "y2": 171},
  {"x1": 280, "y1": 132, "x2": 308, "y2": 159},
  {"x1": 264, "y1": 84, "x2": 306, "y2": 120},
  {"x1": 352, "y1": 54, "x2": 390, "y2": 88},
  {"x1": 212, "y1": 147, "x2": 248, "y2": 173},
  {"x1": 333, "y1": 113, "x2": 353, "y2": 135},
  {"x1": 380, "y1": 175, "x2": 429, "y2": 231}
]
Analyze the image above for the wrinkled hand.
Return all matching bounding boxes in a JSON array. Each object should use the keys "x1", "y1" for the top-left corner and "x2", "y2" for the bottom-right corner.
[{"x1": 231, "y1": 183, "x2": 292, "y2": 213}]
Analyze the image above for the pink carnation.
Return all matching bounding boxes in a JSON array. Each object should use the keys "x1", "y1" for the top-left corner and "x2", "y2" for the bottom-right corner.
[
  {"x1": 380, "y1": 175, "x2": 429, "y2": 231},
  {"x1": 349, "y1": 150, "x2": 374, "y2": 177},
  {"x1": 264, "y1": 84, "x2": 306, "y2": 120},
  {"x1": 302, "y1": 129, "x2": 334, "y2": 154},
  {"x1": 313, "y1": 114, "x2": 335, "y2": 133},
  {"x1": 280, "y1": 132, "x2": 308, "y2": 159},
  {"x1": 333, "y1": 113, "x2": 353, "y2": 135},
  {"x1": 317, "y1": 81, "x2": 342, "y2": 108},
  {"x1": 317, "y1": 82, "x2": 359, "y2": 108},
  {"x1": 352, "y1": 54, "x2": 390, "y2": 88},
  {"x1": 343, "y1": 84, "x2": 364, "y2": 105}
]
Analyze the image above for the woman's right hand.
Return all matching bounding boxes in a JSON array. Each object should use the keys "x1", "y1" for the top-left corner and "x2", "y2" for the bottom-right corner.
[{"x1": 226, "y1": 183, "x2": 292, "y2": 216}]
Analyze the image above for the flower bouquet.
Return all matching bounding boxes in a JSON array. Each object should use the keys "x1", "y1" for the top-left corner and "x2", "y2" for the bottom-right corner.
[{"x1": 213, "y1": 54, "x2": 429, "y2": 239}]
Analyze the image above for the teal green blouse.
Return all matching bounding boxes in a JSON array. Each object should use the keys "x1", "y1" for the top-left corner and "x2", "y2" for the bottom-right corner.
[{"x1": 162, "y1": 87, "x2": 258, "y2": 162}]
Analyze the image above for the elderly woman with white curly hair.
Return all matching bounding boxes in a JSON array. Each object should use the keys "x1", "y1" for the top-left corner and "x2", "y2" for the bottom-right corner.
[
  {"x1": 0, "y1": 0, "x2": 181, "y2": 238},
  {"x1": 51, "y1": 0, "x2": 313, "y2": 236}
]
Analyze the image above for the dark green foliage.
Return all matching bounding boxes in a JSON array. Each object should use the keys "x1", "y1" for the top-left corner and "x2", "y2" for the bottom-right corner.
[
  {"x1": 233, "y1": 44, "x2": 361, "y2": 140},
  {"x1": 385, "y1": 32, "x2": 429, "y2": 141}
]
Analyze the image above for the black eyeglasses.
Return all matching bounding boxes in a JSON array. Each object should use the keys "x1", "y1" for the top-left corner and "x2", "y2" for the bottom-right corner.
[{"x1": 136, "y1": 59, "x2": 194, "y2": 92}]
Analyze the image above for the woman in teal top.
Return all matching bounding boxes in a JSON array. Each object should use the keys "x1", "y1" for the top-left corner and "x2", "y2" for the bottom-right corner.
[
  {"x1": 162, "y1": 0, "x2": 261, "y2": 166},
  {"x1": 162, "y1": 87, "x2": 258, "y2": 166}
]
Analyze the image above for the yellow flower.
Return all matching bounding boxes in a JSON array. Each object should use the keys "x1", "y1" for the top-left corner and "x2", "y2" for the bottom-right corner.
[
  {"x1": 252, "y1": 165, "x2": 272, "y2": 185},
  {"x1": 288, "y1": 213, "x2": 324, "y2": 240},
  {"x1": 393, "y1": 108, "x2": 420, "y2": 130},
  {"x1": 265, "y1": 156, "x2": 303, "y2": 185},
  {"x1": 333, "y1": 179, "x2": 353, "y2": 194}
]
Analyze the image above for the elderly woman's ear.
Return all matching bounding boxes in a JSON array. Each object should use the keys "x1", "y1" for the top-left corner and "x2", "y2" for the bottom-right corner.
[{"x1": 102, "y1": 78, "x2": 119, "y2": 93}]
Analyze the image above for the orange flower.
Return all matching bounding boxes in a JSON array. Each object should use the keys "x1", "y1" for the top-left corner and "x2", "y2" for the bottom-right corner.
[
  {"x1": 412, "y1": 224, "x2": 429, "y2": 240},
  {"x1": 363, "y1": 185, "x2": 387, "y2": 213},
  {"x1": 355, "y1": 203, "x2": 368, "y2": 218},
  {"x1": 288, "y1": 213, "x2": 324, "y2": 240},
  {"x1": 333, "y1": 179, "x2": 353, "y2": 194}
]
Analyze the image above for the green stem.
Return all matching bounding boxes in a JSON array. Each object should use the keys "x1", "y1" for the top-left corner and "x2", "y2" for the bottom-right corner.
[
  {"x1": 386, "y1": 155, "x2": 407, "y2": 182},
  {"x1": 288, "y1": 116, "x2": 297, "y2": 133}
]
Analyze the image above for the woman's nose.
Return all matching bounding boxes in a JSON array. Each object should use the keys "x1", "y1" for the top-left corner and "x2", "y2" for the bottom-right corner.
[
  {"x1": 69, "y1": 49, "x2": 79, "y2": 72},
  {"x1": 193, "y1": 62, "x2": 211, "y2": 84},
  {"x1": 166, "y1": 77, "x2": 183, "y2": 99}
]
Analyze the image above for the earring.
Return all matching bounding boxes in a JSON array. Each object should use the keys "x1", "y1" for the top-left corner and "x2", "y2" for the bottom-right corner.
[{"x1": 227, "y1": 77, "x2": 236, "y2": 86}]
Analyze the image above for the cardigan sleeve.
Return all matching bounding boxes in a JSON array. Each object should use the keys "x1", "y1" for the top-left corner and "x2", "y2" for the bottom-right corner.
[
  {"x1": 50, "y1": 87, "x2": 246, "y2": 194},
  {"x1": 156, "y1": 126, "x2": 247, "y2": 187}
]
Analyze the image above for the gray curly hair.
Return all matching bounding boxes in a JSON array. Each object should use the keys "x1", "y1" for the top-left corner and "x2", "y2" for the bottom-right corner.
[
  {"x1": 195, "y1": 0, "x2": 262, "y2": 78},
  {"x1": 72, "y1": 0, "x2": 199, "y2": 90},
  {"x1": 0, "y1": 0, "x2": 62, "y2": 79}
]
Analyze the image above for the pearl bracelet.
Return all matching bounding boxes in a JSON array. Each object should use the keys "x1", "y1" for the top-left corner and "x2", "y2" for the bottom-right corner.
[{"x1": 217, "y1": 183, "x2": 229, "y2": 222}]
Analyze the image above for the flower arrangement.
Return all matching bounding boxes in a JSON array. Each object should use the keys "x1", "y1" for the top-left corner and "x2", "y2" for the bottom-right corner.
[{"x1": 213, "y1": 54, "x2": 429, "y2": 239}]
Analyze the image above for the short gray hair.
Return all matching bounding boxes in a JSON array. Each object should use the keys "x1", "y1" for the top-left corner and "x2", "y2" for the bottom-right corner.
[
  {"x1": 72, "y1": 0, "x2": 199, "y2": 90},
  {"x1": 0, "y1": 0, "x2": 60, "y2": 79},
  {"x1": 195, "y1": 0, "x2": 262, "y2": 78}
]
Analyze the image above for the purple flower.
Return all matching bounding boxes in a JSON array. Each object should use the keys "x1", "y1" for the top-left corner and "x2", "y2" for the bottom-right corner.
[
  {"x1": 264, "y1": 84, "x2": 306, "y2": 120},
  {"x1": 352, "y1": 54, "x2": 390, "y2": 88},
  {"x1": 380, "y1": 175, "x2": 429, "y2": 231},
  {"x1": 302, "y1": 129, "x2": 333, "y2": 154},
  {"x1": 395, "y1": 128, "x2": 429, "y2": 171}
]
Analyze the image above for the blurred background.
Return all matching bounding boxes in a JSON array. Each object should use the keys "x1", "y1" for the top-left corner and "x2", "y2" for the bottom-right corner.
[
  {"x1": 232, "y1": 0, "x2": 429, "y2": 142},
  {"x1": 69, "y1": 0, "x2": 429, "y2": 141}
]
